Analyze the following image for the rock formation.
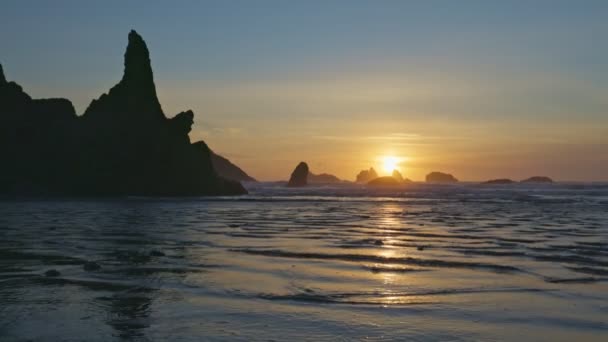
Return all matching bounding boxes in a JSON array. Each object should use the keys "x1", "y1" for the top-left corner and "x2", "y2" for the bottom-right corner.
[
  {"x1": 484, "y1": 178, "x2": 515, "y2": 184},
  {"x1": 0, "y1": 31, "x2": 246, "y2": 196},
  {"x1": 287, "y1": 162, "x2": 309, "y2": 187},
  {"x1": 0, "y1": 63, "x2": 78, "y2": 194},
  {"x1": 521, "y1": 176, "x2": 553, "y2": 183},
  {"x1": 426, "y1": 171, "x2": 458, "y2": 183},
  {"x1": 210, "y1": 151, "x2": 256, "y2": 182},
  {"x1": 392, "y1": 169, "x2": 404, "y2": 182},
  {"x1": 367, "y1": 176, "x2": 402, "y2": 187},
  {"x1": 356, "y1": 167, "x2": 378, "y2": 183},
  {"x1": 308, "y1": 172, "x2": 343, "y2": 184}
]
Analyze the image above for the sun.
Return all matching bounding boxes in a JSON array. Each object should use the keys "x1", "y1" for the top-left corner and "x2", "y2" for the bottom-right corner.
[{"x1": 382, "y1": 156, "x2": 399, "y2": 174}]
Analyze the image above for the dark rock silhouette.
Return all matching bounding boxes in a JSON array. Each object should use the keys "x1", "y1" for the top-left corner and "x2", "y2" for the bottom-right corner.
[
  {"x1": 287, "y1": 162, "x2": 309, "y2": 187},
  {"x1": 392, "y1": 170, "x2": 404, "y2": 182},
  {"x1": 484, "y1": 178, "x2": 515, "y2": 184},
  {"x1": 367, "y1": 176, "x2": 402, "y2": 186},
  {"x1": 210, "y1": 151, "x2": 256, "y2": 182},
  {"x1": 356, "y1": 167, "x2": 378, "y2": 183},
  {"x1": 0, "y1": 63, "x2": 78, "y2": 194},
  {"x1": 426, "y1": 172, "x2": 458, "y2": 183},
  {"x1": 308, "y1": 172, "x2": 343, "y2": 184},
  {"x1": 521, "y1": 176, "x2": 553, "y2": 183},
  {"x1": 0, "y1": 31, "x2": 246, "y2": 196}
]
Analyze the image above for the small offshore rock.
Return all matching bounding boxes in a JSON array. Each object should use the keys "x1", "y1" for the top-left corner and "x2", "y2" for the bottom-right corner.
[
  {"x1": 287, "y1": 162, "x2": 309, "y2": 187},
  {"x1": 83, "y1": 261, "x2": 101, "y2": 271},
  {"x1": 45, "y1": 269, "x2": 61, "y2": 277},
  {"x1": 426, "y1": 171, "x2": 458, "y2": 183}
]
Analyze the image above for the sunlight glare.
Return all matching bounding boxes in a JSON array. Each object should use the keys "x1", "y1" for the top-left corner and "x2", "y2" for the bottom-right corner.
[{"x1": 382, "y1": 156, "x2": 399, "y2": 174}]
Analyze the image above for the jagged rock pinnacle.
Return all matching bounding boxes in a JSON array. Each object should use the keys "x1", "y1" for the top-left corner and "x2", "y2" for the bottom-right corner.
[
  {"x1": 0, "y1": 31, "x2": 247, "y2": 196},
  {"x1": 0, "y1": 64, "x2": 6, "y2": 84},
  {"x1": 83, "y1": 30, "x2": 163, "y2": 120},
  {"x1": 287, "y1": 162, "x2": 309, "y2": 187},
  {"x1": 122, "y1": 30, "x2": 154, "y2": 87}
]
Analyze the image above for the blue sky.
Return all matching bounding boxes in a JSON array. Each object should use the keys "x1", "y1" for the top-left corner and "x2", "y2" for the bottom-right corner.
[{"x1": 1, "y1": 1, "x2": 607, "y2": 180}]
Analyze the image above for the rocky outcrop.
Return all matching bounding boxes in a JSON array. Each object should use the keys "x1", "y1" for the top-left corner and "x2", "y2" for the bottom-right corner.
[
  {"x1": 521, "y1": 176, "x2": 553, "y2": 183},
  {"x1": 392, "y1": 170, "x2": 404, "y2": 182},
  {"x1": 0, "y1": 31, "x2": 246, "y2": 196},
  {"x1": 356, "y1": 167, "x2": 378, "y2": 183},
  {"x1": 0, "y1": 63, "x2": 78, "y2": 194},
  {"x1": 484, "y1": 178, "x2": 515, "y2": 184},
  {"x1": 308, "y1": 172, "x2": 343, "y2": 184},
  {"x1": 287, "y1": 162, "x2": 309, "y2": 187},
  {"x1": 83, "y1": 31, "x2": 164, "y2": 125},
  {"x1": 426, "y1": 172, "x2": 458, "y2": 183},
  {"x1": 210, "y1": 151, "x2": 256, "y2": 182},
  {"x1": 367, "y1": 176, "x2": 402, "y2": 187}
]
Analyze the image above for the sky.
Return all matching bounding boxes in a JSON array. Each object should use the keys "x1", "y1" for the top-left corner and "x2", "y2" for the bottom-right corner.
[{"x1": 1, "y1": 0, "x2": 607, "y2": 181}]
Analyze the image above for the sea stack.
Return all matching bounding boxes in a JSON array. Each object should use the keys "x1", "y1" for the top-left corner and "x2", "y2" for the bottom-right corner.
[
  {"x1": 367, "y1": 176, "x2": 401, "y2": 187},
  {"x1": 392, "y1": 169, "x2": 404, "y2": 182},
  {"x1": 0, "y1": 64, "x2": 5, "y2": 84},
  {"x1": 0, "y1": 31, "x2": 247, "y2": 196},
  {"x1": 210, "y1": 151, "x2": 257, "y2": 182},
  {"x1": 356, "y1": 167, "x2": 378, "y2": 183},
  {"x1": 521, "y1": 176, "x2": 553, "y2": 183},
  {"x1": 0, "y1": 63, "x2": 78, "y2": 194},
  {"x1": 308, "y1": 172, "x2": 343, "y2": 184},
  {"x1": 287, "y1": 162, "x2": 309, "y2": 187},
  {"x1": 426, "y1": 172, "x2": 458, "y2": 183},
  {"x1": 79, "y1": 30, "x2": 246, "y2": 195}
]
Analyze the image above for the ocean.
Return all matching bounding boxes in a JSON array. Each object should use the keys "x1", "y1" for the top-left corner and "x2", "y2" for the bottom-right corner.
[{"x1": 1, "y1": 182, "x2": 607, "y2": 341}]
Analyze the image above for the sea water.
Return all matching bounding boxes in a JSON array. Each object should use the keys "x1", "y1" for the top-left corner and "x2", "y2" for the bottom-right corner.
[{"x1": 1, "y1": 183, "x2": 607, "y2": 341}]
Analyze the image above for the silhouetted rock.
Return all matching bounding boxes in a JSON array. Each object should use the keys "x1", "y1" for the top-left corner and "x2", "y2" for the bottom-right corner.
[
  {"x1": 308, "y1": 172, "x2": 343, "y2": 184},
  {"x1": 0, "y1": 64, "x2": 78, "y2": 194},
  {"x1": 84, "y1": 30, "x2": 164, "y2": 124},
  {"x1": 210, "y1": 151, "x2": 256, "y2": 182},
  {"x1": 0, "y1": 31, "x2": 246, "y2": 196},
  {"x1": 356, "y1": 167, "x2": 378, "y2": 183},
  {"x1": 521, "y1": 176, "x2": 553, "y2": 183},
  {"x1": 168, "y1": 110, "x2": 194, "y2": 140},
  {"x1": 484, "y1": 178, "x2": 515, "y2": 184},
  {"x1": 0, "y1": 64, "x2": 6, "y2": 84},
  {"x1": 392, "y1": 170, "x2": 404, "y2": 182},
  {"x1": 367, "y1": 176, "x2": 401, "y2": 186},
  {"x1": 287, "y1": 162, "x2": 309, "y2": 187},
  {"x1": 425, "y1": 172, "x2": 458, "y2": 183}
]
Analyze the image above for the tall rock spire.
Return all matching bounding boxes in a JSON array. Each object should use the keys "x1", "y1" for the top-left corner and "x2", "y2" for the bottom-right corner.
[
  {"x1": 83, "y1": 30, "x2": 164, "y2": 122},
  {"x1": 122, "y1": 30, "x2": 155, "y2": 92},
  {"x1": 0, "y1": 64, "x2": 6, "y2": 84}
]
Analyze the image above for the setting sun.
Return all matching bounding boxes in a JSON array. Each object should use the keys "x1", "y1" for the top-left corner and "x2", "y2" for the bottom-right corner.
[{"x1": 382, "y1": 156, "x2": 400, "y2": 174}]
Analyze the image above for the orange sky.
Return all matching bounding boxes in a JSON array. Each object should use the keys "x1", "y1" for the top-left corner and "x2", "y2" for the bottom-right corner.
[
  {"x1": 164, "y1": 76, "x2": 607, "y2": 182},
  {"x1": 4, "y1": 2, "x2": 607, "y2": 181}
]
